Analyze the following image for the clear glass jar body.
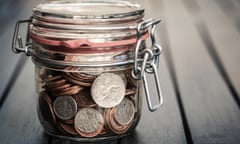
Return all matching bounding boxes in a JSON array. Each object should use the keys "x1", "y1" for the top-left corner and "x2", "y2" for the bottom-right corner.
[
  {"x1": 11, "y1": 0, "x2": 163, "y2": 142},
  {"x1": 33, "y1": 41, "x2": 143, "y2": 141},
  {"x1": 17, "y1": 0, "x2": 161, "y2": 141}
]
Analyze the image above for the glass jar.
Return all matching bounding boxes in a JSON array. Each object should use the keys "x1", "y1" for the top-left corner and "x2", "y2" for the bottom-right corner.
[{"x1": 12, "y1": 0, "x2": 163, "y2": 142}]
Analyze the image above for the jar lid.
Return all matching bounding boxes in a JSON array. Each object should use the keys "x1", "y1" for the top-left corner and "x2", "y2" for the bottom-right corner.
[
  {"x1": 30, "y1": 0, "x2": 147, "y2": 53},
  {"x1": 33, "y1": 0, "x2": 144, "y2": 24}
]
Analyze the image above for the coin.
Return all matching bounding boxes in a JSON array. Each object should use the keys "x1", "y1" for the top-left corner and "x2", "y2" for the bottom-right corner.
[
  {"x1": 53, "y1": 96, "x2": 77, "y2": 120},
  {"x1": 91, "y1": 73, "x2": 126, "y2": 108},
  {"x1": 51, "y1": 85, "x2": 83, "y2": 97},
  {"x1": 38, "y1": 92, "x2": 56, "y2": 132},
  {"x1": 105, "y1": 108, "x2": 130, "y2": 134},
  {"x1": 60, "y1": 118, "x2": 74, "y2": 125},
  {"x1": 44, "y1": 74, "x2": 84, "y2": 97},
  {"x1": 46, "y1": 79, "x2": 66, "y2": 89},
  {"x1": 114, "y1": 98, "x2": 135, "y2": 126},
  {"x1": 62, "y1": 72, "x2": 92, "y2": 87},
  {"x1": 46, "y1": 75, "x2": 62, "y2": 83},
  {"x1": 74, "y1": 108, "x2": 104, "y2": 137},
  {"x1": 58, "y1": 122, "x2": 78, "y2": 135},
  {"x1": 125, "y1": 88, "x2": 137, "y2": 96},
  {"x1": 73, "y1": 89, "x2": 96, "y2": 108}
]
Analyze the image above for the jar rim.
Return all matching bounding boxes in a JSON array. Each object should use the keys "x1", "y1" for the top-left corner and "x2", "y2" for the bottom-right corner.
[{"x1": 33, "y1": 0, "x2": 144, "y2": 24}]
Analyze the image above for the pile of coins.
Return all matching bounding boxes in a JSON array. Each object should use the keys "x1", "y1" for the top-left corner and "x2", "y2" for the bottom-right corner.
[{"x1": 38, "y1": 67, "x2": 138, "y2": 138}]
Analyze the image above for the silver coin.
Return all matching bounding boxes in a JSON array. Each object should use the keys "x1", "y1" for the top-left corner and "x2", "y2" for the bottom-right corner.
[
  {"x1": 74, "y1": 108, "x2": 104, "y2": 133},
  {"x1": 53, "y1": 96, "x2": 77, "y2": 120},
  {"x1": 114, "y1": 98, "x2": 135, "y2": 126},
  {"x1": 91, "y1": 73, "x2": 126, "y2": 108}
]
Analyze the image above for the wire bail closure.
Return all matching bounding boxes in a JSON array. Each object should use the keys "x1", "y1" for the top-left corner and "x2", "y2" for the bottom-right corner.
[
  {"x1": 131, "y1": 18, "x2": 163, "y2": 112},
  {"x1": 12, "y1": 19, "x2": 32, "y2": 56}
]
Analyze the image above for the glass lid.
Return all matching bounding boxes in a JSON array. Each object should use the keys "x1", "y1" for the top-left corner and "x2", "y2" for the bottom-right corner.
[{"x1": 33, "y1": 0, "x2": 144, "y2": 22}]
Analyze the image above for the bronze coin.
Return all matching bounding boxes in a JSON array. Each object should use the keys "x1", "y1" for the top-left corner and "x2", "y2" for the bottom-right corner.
[
  {"x1": 38, "y1": 92, "x2": 56, "y2": 131},
  {"x1": 99, "y1": 127, "x2": 107, "y2": 135},
  {"x1": 46, "y1": 79, "x2": 66, "y2": 89},
  {"x1": 46, "y1": 75, "x2": 62, "y2": 82},
  {"x1": 60, "y1": 118, "x2": 74, "y2": 125},
  {"x1": 58, "y1": 122, "x2": 78, "y2": 135},
  {"x1": 74, "y1": 108, "x2": 104, "y2": 137},
  {"x1": 53, "y1": 96, "x2": 78, "y2": 120},
  {"x1": 73, "y1": 89, "x2": 96, "y2": 108},
  {"x1": 105, "y1": 109, "x2": 130, "y2": 134},
  {"x1": 62, "y1": 72, "x2": 92, "y2": 87},
  {"x1": 51, "y1": 85, "x2": 83, "y2": 97},
  {"x1": 125, "y1": 88, "x2": 137, "y2": 96},
  {"x1": 110, "y1": 109, "x2": 130, "y2": 134},
  {"x1": 49, "y1": 83, "x2": 71, "y2": 92},
  {"x1": 71, "y1": 72, "x2": 96, "y2": 82}
]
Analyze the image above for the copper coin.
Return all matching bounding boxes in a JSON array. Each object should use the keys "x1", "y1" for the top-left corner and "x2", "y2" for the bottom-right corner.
[
  {"x1": 99, "y1": 127, "x2": 107, "y2": 135},
  {"x1": 91, "y1": 73, "x2": 126, "y2": 108},
  {"x1": 74, "y1": 108, "x2": 104, "y2": 137},
  {"x1": 46, "y1": 79, "x2": 66, "y2": 89},
  {"x1": 62, "y1": 72, "x2": 92, "y2": 87},
  {"x1": 38, "y1": 92, "x2": 56, "y2": 131},
  {"x1": 60, "y1": 118, "x2": 74, "y2": 125},
  {"x1": 71, "y1": 72, "x2": 96, "y2": 82},
  {"x1": 114, "y1": 98, "x2": 135, "y2": 126},
  {"x1": 53, "y1": 96, "x2": 77, "y2": 120},
  {"x1": 125, "y1": 88, "x2": 137, "y2": 96},
  {"x1": 51, "y1": 85, "x2": 83, "y2": 97},
  {"x1": 46, "y1": 75, "x2": 62, "y2": 82},
  {"x1": 105, "y1": 109, "x2": 130, "y2": 134},
  {"x1": 49, "y1": 83, "x2": 71, "y2": 92},
  {"x1": 58, "y1": 122, "x2": 78, "y2": 135},
  {"x1": 73, "y1": 89, "x2": 96, "y2": 108}
]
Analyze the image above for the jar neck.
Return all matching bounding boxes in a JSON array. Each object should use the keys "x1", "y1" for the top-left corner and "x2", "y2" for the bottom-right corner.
[{"x1": 31, "y1": 41, "x2": 146, "y2": 71}]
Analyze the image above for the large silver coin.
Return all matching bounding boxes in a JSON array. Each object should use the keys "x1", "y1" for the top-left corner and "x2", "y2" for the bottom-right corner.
[
  {"x1": 74, "y1": 108, "x2": 104, "y2": 134},
  {"x1": 53, "y1": 96, "x2": 77, "y2": 120},
  {"x1": 91, "y1": 73, "x2": 126, "y2": 108},
  {"x1": 114, "y1": 98, "x2": 135, "y2": 126}
]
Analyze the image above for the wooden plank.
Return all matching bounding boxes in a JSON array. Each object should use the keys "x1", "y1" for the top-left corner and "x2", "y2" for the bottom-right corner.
[
  {"x1": 53, "y1": 1, "x2": 187, "y2": 144},
  {"x1": 161, "y1": 0, "x2": 240, "y2": 143},
  {"x1": 193, "y1": 0, "x2": 240, "y2": 101},
  {"x1": 0, "y1": 60, "x2": 48, "y2": 144}
]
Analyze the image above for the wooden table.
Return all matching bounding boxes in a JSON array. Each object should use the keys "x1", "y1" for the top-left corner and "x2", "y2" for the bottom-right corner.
[{"x1": 1, "y1": 0, "x2": 240, "y2": 143}]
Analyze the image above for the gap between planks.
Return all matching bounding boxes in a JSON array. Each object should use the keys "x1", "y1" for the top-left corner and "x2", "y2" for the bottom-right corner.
[
  {"x1": 182, "y1": 0, "x2": 240, "y2": 109},
  {"x1": 0, "y1": 55, "x2": 27, "y2": 110}
]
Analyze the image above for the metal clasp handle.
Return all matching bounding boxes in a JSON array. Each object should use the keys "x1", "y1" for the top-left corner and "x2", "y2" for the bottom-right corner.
[
  {"x1": 142, "y1": 62, "x2": 163, "y2": 112},
  {"x1": 12, "y1": 19, "x2": 32, "y2": 55},
  {"x1": 132, "y1": 18, "x2": 163, "y2": 112}
]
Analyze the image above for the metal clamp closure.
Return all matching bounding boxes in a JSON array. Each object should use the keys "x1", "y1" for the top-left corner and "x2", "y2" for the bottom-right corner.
[
  {"x1": 12, "y1": 19, "x2": 32, "y2": 55},
  {"x1": 132, "y1": 18, "x2": 163, "y2": 112}
]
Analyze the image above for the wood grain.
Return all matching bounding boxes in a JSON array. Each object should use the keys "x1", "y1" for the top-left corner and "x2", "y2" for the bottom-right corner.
[
  {"x1": 0, "y1": 0, "x2": 44, "y2": 105},
  {"x1": 194, "y1": 0, "x2": 240, "y2": 102},
  {"x1": 161, "y1": 0, "x2": 240, "y2": 143},
  {"x1": 0, "y1": 61, "x2": 48, "y2": 144}
]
